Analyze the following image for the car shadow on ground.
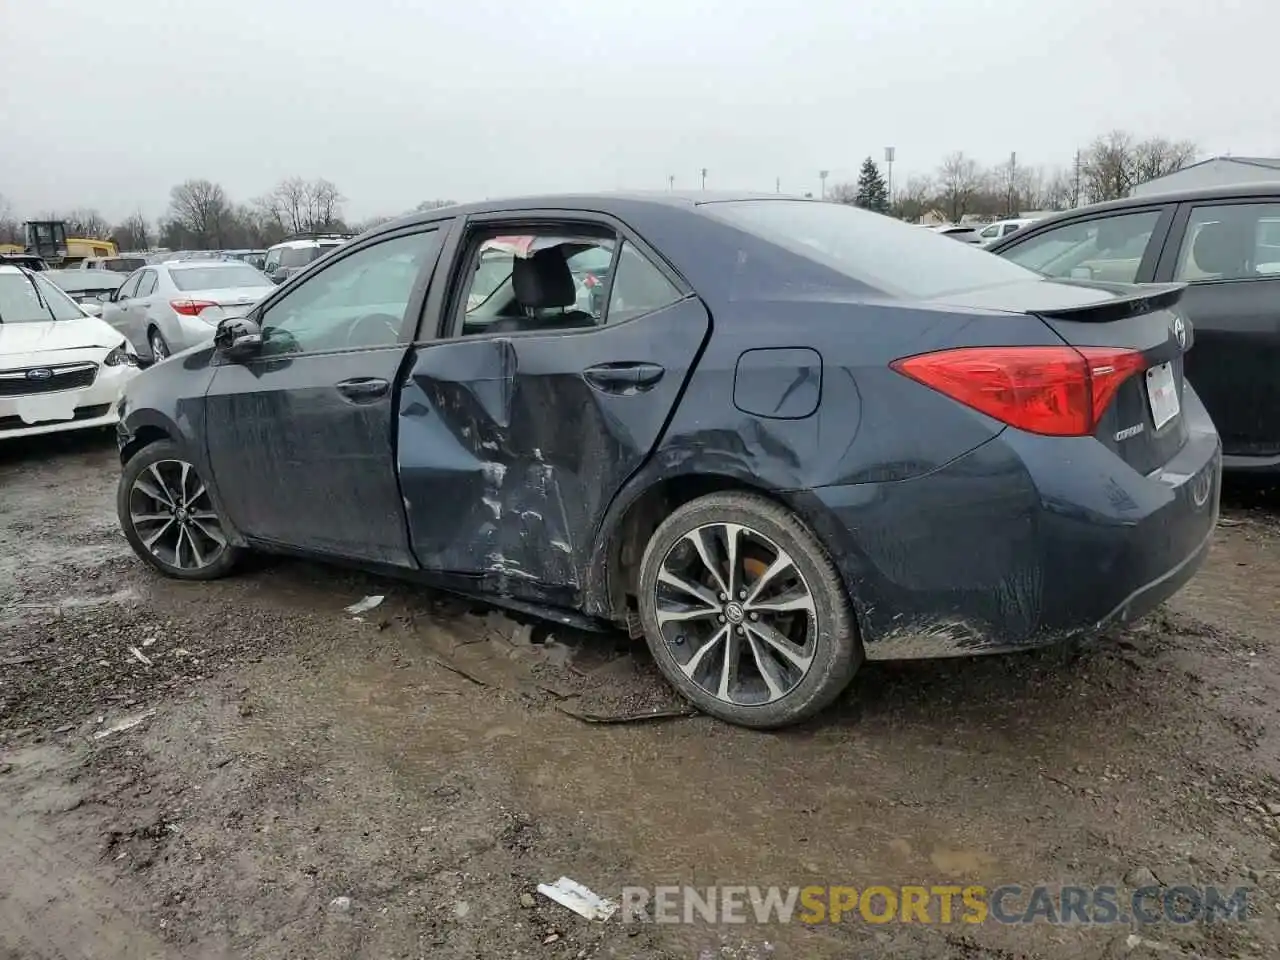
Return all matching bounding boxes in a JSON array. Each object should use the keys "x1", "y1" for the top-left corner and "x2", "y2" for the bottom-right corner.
[{"x1": 0, "y1": 427, "x2": 116, "y2": 466}]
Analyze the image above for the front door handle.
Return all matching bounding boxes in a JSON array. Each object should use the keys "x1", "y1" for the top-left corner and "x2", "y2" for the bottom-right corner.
[
  {"x1": 336, "y1": 377, "x2": 390, "y2": 402},
  {"x1": 583, "y1": 362, "x2": 665, "y2": 394}
]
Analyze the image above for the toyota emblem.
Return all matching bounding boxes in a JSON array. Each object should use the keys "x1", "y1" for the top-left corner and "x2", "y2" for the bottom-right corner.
[
  {"x1": 25, "y1": 368, "x2": 54, "y2": 381},
  {"x1": 1171, "y1": 315, "x2": 1187, "y2": 350}
]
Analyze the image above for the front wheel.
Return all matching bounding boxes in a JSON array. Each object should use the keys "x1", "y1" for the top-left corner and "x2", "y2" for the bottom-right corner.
[
  {"x1": 118, "y1": 440, "x2": 242, "y2": 580},
  {"x1": 636, "y1": 491, "x2": 862, "y2": 729}
]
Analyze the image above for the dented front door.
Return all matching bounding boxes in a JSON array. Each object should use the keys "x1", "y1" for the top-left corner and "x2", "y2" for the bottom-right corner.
[{"x1": 398, "y1": 297, "x2": 710, "y2": 602}]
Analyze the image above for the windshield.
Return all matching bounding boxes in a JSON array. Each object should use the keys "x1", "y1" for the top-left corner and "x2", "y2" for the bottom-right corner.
[
  {"x1": 0, "y1": 272, "x2": 86, "y2": 322},
  {"x1": 707, "y1": 200, "x2": 1041, "y2": 299},
  {"x1": 170, "y1": 265, "x2": 271, "y2": 291}
]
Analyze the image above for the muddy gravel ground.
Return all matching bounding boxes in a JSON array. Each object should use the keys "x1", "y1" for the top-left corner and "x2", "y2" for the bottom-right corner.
[{"x1": 4, "y1": 433, "x2": 1280, "y2": 960}]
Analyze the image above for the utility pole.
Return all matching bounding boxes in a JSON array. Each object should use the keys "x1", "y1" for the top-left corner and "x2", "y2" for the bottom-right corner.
[
  {"x1": 700, "y1": 168, "x2": 707, "y2": 191},
  {"x1": 884, "y1": 147, "x2": 895, "y2": 207},
  {"x1": 1007, "y1": 150, "x2": 1017, "y2": 216},
  {"x1": 668, "y1": 174, "x2": 675, "y2": 191},
  {"x1": 819, "y1": 170, "x2": 829, "y2": 199},
  {"x1": 776, "y1": 176, "x2": 781, "y2": 194},
  {"x1": 1072, "y1": 148, "x2": 1082, "y2": 208}
]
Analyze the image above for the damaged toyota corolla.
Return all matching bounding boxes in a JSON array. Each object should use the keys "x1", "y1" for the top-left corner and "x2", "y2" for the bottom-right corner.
[{"x1": 114, "y1": 194, "x2": 1221, "y2": 728}]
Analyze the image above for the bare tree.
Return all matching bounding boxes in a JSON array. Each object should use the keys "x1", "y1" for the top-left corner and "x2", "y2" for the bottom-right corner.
[
  {"x1": 1081, "y1": 130, "x2": 1138, "y2": 204},
  {"x1": 416, "y1": 199, "x2": 457, "y2": 211},
  {"x1": 307, "y1": 178, "x2": 345, "y2": 230},
  {"x1": 0, "y1": 193, "x2": 19, "y2": 245},
  {"x1": 1132, "y1": 137, "x2": 1197, "y2": 187},
  {"x1": 937, "y1": 152, "x2": 982, "y2": 222},
  {"x1": 893, "y1": 175, "x2": 935, "y2": 222},
  {"x1": 112, "y1": 212, "x2": 151, "y2": 251},
  {"x1": 827, "y1": 182, "x2": 858, "y2": 205},
  {"x1": 167, "y1": 179, "x2": 231, "y2": 248}
]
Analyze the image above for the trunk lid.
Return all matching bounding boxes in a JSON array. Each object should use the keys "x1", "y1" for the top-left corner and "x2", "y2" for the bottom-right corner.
[{"x1": 933, "y1": 278, "x2": 1192, "y2": 474}]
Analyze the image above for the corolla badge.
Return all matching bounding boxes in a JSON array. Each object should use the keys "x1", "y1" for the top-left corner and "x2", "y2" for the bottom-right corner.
[
  {"x1": 25, "y1": 368, "x2": 54, "y2": 381},
  {"x1": 1172, "y1": 314, "x2": 1187, "y2": 350}
]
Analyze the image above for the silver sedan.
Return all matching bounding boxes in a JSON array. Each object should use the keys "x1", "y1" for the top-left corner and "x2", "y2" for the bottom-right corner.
[{"x1": 101, "y1": 261, "x2": 275, "y2": 362}]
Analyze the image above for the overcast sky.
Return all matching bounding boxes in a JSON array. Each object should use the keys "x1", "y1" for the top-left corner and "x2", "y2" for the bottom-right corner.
[{"x1": 1, "y1": 0, "x2": 1274, "y2": 222}]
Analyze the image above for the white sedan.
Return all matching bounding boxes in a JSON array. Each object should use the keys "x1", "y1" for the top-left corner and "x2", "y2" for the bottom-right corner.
[
  {"x1": 99, "y1": 260, "x2": 274, "y2": 362},
  {"x1": 0, "y1": 265, "x2": 140, "y2": 440}
]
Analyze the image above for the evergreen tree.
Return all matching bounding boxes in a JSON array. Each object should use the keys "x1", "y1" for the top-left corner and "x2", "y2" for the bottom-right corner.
[{"x1": 854, "y1": 157, "x2": 890, "y2": 214}]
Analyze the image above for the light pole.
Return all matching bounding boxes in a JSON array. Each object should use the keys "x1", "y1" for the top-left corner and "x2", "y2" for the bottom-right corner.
[
  {"x1": 700, "y1": 168, "x2": 707, "y2": 191},
  {"x1": 819, "y1": 170, "x2": 829, "y2": 199},
  {"x1": 668, "y1": 174, "x2": 675, "y2": 191},
  {"x1": 776, "y1": 176, "x2": 781, "y2": 194},
  {"x1": 884, "y1": 147, "x2": 895, "y2": 207},
  {"x1": 1007, "y1": 151, "x2": 1017, "y2": 216}
]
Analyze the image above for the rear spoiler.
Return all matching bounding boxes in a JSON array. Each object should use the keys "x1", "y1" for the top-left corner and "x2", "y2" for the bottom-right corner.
[{"x1": 1033, "y1": 281, "x2": 1186, "y2": 323}]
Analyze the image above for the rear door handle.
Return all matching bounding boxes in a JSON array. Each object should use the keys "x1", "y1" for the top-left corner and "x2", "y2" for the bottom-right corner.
[
  {"x1": 583, "y1": 362, "x2": 665, "y2": 393},
  {"x1": 336, "y1": 377, "x2": 390, "y2": 402}
]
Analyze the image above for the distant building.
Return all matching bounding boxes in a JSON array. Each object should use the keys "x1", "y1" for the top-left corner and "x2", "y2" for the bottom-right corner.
[{"x1": 1132, "y1": 156, "x2": 1280, "y2": 197}]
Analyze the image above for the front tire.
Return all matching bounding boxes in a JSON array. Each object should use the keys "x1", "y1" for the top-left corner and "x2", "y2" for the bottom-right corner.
[
  {"x1": 636, "y1": 491, "x2": 862, "y2": 729},
  {"x1": 118, "y1": 440, "x2": 241, "y2": 580}
]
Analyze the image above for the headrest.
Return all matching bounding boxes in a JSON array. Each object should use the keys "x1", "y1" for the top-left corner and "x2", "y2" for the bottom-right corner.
[
  {"x1": 512, "y1": 247, "x2": 576, "y2": 309},
  {"x1": 1193, "y1": 220, "x2": 1254, "y2": 277}
]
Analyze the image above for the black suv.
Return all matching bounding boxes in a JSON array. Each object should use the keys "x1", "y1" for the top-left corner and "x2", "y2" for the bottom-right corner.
[{"x1": 989, "y1": 183, "x2": 1280, "y2": 472}]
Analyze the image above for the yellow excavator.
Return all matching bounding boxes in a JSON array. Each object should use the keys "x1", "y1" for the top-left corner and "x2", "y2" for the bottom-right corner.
[{"x1": 2, "y1": 221, "x2": 117, "y2": 268}]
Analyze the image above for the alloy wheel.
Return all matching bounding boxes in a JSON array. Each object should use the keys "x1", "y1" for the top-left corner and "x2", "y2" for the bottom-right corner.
[
  {"x1": 654, "y1": 522, "x2": 817, "y2": 706},
  {"x1": 150, "y1": 331, "x2": 168, "y2": 361},
  {"x1": 128, "y1": 459, "x2": 226, "y2": 570}
]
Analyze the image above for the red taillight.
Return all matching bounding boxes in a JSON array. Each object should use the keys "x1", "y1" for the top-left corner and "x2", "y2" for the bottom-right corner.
[
  {"x1": 890, "y1": 345, "x2": 1147, "y2": 437},
  {"x1": 170, "y1": 299, "x2": 217, "y2": 317}
]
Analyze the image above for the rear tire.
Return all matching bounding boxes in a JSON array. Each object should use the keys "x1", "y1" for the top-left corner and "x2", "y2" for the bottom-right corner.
[
  {"x1": 118, "y1": 440, "x2": 241, "y2": 581},
  {"x1": 148, "y1": 327, "x2": 170, "y2": 362},
  {"x1": 637, "y1": 491, "x2": 862, "y2": 729}
]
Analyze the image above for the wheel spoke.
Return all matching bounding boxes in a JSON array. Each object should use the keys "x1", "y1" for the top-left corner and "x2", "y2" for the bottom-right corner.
[
  {"x1": 658, "y1": 567, "x2": 721, "y2": 610},
  {"x1": 656, "y1": 603, "x2": 719, "y2": 627},
  {"x1": 744, "y1": 553, "x2": 796, "y2": 605},
  {"x1": 184, "y1": 525, "x2": 206, "y2": 567},
  {"x1": 190, "y1": 517, "x2": 226, "y2": 547},
  {"x1": 135, "y1": 477, "x2": 173, "y2": 508},
  {"x1": 746, "y1": 591, "x2": 815, "y2": 616},
  {"x1": 132, "y1": 512, "x2": 172, "y2": 523},
  {"x1": 142, "y1": 518, "x2": 174, "y2": 549},
  {"x1": 179, "y1": 462, "x2": 192, "y2": 504},
  {"x1": 723, "y1": 523, "x2": 742, "y2": 599},
  {"x1": 147, "y1": 464, "x2": 178, "y2": 506},
  {"x1": 746, "y1": 620, "x2": 813, "y2": 672},
  {"x1": 679, "y1": 625, "x2": 728, "y2": 679},
  {"x1": 717, "y1": 629, "x2": 741, "y2": 703},
  {"x1": 682, "y1": 528, "x2": 728, "y2": 597},
  {"x1": 745, "y1": 631, "x2": 788, "y2": 701}
]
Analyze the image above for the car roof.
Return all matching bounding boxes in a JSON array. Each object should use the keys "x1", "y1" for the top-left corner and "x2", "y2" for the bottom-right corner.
[
  {"x1": 1032, "y1": 181, "x2": 1280, "y2": 222},
  {"x1": 166, "y1": 259, "x2": 249, "y2": 269},
  {"x1": 360, "y1": 191, "x2": 812, "y2": 240}
]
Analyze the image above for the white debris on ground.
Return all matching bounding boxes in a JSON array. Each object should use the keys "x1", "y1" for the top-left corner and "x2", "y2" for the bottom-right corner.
[{"x1": 535, "y1": 876, "x2": 619, "y2": 921}]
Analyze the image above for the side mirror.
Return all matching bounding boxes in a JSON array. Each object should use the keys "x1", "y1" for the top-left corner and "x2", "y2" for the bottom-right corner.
[
  {"x1": 214, "y1": 316, "x2": 263, "y2": 360},
  {"x1": 98, "y1": 292, "x2": 113, "y2": 303},
  {"x1": 270, "y1": 268, "x2": 287, "y2": 285}
]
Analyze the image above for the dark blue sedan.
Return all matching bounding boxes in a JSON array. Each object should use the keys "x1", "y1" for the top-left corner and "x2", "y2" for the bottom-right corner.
[{"x1": 113, "y1": 193, "x2": 1221, "y2": 728}]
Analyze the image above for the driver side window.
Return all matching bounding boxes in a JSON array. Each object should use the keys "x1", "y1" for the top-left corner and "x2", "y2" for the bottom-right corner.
[
  {"x1": 1001, "y1": 210, "x2": 1160, "y2": 283},
  {"x1": 259, "y1": 230, "x2": 440, "y2": 356}
]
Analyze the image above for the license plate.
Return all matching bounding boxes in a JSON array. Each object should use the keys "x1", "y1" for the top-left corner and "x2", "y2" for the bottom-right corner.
[
  {"x1": 1145, "y1": 362, "x2": 1180, "y2": 431},
  {"x1": 14, "y1": 394, "x2": 79, "y2": 425}
]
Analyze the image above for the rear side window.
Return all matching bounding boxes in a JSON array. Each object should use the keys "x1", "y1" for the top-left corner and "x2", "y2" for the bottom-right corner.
[
  {"x1": 1175, "y1": 202, "x2": 1280, "y2": 281},
  {"x1": 709, "y1": 200, "x2": 1038, "y2": 299},
  {"x1": 136, "y1": 270, "x2": 158, "y2": 296},
  {"x1": 1000, "y1": 210, "x2": 1160, "y2": 283},
  {"x1": 606, "y1": 242, "x2": 682, "y2": 322}
]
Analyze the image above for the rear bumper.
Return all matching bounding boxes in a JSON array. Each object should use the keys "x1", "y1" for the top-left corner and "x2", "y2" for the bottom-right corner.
[{"x1": 793, "y1": 388, "x2": 1221, "y2": 660}]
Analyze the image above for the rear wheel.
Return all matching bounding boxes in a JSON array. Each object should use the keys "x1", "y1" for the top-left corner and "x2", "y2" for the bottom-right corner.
[
  {"x1": 636, "y1": 492, "x2": 862, "y2": 728},
  {"x1": 118, "y1": 440, "x2": 241, "y2": 580},
  {"x1": 148, "y1": 327, "x2": 170, "y2": 362}
]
